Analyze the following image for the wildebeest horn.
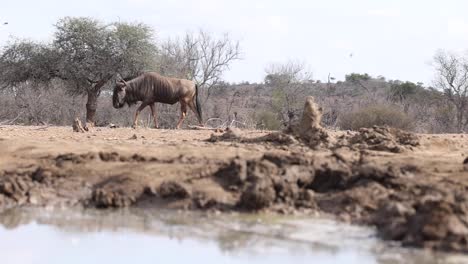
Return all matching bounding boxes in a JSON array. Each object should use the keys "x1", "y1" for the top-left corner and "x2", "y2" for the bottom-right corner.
[{"x1": 117, "y1": 73, "x2": 128, "y2": 86}]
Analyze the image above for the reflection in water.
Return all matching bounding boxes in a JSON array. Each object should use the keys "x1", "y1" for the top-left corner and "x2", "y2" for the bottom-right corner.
[{"x1": 0, "y1": 207, "x2": 466, "y2": 264}]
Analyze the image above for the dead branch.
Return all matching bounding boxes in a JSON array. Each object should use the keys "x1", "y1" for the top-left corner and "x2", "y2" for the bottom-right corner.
[
  {"x1": 33, "y1": 125, "x2": 52, "y2": 131},
  {"x1": 0, "y1": 111, "x2": 24, "y2": 125},
  {"x1": 188, "y1": 125, "x2": 223, "y2": 131}
]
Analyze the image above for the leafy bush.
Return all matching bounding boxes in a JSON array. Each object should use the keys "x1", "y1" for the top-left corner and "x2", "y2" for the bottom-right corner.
[
  {"x1": 345, "y1": 73, "x2": 371, "y2": 82},
  {"x1": 338, "y1": 105, "x2": 414, "y2": 131}
]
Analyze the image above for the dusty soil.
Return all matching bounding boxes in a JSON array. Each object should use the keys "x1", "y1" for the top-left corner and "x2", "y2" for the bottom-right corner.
[{"x1": 0, "y1": 122, "x2": 467, "y2": 253}]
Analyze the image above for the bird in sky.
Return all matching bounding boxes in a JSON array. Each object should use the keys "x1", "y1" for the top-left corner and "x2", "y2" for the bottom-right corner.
[{"x1": 3, "y1": 22, "x2": 8, "y2": 25}]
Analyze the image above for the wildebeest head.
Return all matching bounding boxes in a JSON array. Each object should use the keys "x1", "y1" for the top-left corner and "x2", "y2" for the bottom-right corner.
[{"x1": 112, "y1": 80, "x2": 128, "y2": 108}]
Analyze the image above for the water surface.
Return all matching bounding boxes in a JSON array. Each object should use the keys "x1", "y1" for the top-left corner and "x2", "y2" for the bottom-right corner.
[{"x1": 0, "y1": 208, "x2": 466, "y2": 264}]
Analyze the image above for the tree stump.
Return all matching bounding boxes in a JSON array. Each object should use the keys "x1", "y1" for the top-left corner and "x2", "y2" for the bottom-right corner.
[{"x1": 72, "y1": 118, "x2": 86, "y2": 133}]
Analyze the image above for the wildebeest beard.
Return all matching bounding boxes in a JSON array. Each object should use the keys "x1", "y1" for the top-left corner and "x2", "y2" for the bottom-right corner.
[{"x1": 112, "y1": 87, "x2": 127, "y2": 108}]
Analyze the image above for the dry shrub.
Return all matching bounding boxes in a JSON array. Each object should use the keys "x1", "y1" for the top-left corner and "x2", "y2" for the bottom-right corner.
[
  {"x1": 255, "y1": 111, "x2": 282, "y2": 130},
  {"x1": 338, "y1": 105, "x2": 414, "y2": 131},
  {"x1": 0, "y1": 84, "x2": 84, "y2": 125},
  {"x1": 431, "y1": 104, "x2": 457, "y2": 133}
]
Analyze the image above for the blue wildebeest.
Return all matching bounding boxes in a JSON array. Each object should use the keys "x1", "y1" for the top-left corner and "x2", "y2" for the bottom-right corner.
[{"x1": 112, "y1": 72, "x2": 203, "y2": 129}]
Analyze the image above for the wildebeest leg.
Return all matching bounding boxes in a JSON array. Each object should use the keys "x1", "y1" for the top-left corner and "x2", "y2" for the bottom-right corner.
[
  {"x1": 132, "y1": 102, "x2": 149, "y2": 129},
  {"x1": 188, "y1": 101, "x2": 203, "y2": 125},
  {"x1": 176, "y1": 102, "x2": 188, "y2": 129},
  {"x1": 149, "y1": 103, "x2": 158, "y2": 128}
]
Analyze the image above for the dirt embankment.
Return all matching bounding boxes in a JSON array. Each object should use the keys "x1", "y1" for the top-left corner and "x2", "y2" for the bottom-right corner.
[{"x1": 1, "y1": 97, "x2": 468, "y2": 253}]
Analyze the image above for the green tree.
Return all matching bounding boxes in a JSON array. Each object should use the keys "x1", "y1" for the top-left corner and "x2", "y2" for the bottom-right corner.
[
  {"x1": 345, "y1": 73, "x2": 372, "y2": 93},
  {"x1": 345, "y1": 73, "x2": 371, "y2": 82},
  {"x1": 0, "y1": 17, "x2": 157, "y2": 124},
  {"x1": 389, "y1": 81, "x2": 419, "y2": 112}
]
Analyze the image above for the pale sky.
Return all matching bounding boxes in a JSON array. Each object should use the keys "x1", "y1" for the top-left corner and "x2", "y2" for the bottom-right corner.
[{"x1": 1, "y1": 0, "x2": 468, "y2": 85}]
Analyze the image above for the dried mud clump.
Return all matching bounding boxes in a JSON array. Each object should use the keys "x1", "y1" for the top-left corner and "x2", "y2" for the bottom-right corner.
[
  {"x1": 349, "y1": 126, "x2": 419, "y2": 153},
  {"x1": 98, "y1": 152, "x2": 121, "y2": 162},
  {"x1": 158, "y1": 181, "x2": 190, "y2": 199},
  {"x1": 374, "y1": 198, "x2": 468, "y2": 252},
  {"x1": 252, "y1": 132, "x2": 299, "y2": 145},
  {"x1": 55, "y1": 153, "x2": 96, "y2": 167},
  {"x1": 91, "y1": 176, "x2": 144, "y2": 208},
  {"x1": 232, "y1": 153, "x2": 317, "y2": 210},
  {"x1": 0, "y1": 166, "x2": 74, "y2": 207},
  {"x1": 208, "y1": 127, "x2": 242, "y2": 142},
  {"x1": 92, "y1": 188, "x2": 137, "y2": 208},
  {"x1": 0, "y1": 172, "x2": 35, "y2": 204},
  {"x1": 286, "y1": 96, "x2": 329, "y2": 149},
  {"x1": 215, "y1": 158, "x2": 247, "y2": 189},
  {"x1": 206, "y1": 97, "x2": 327, "y2": 148},
  {"x1": 216, "y1": 149, "x2": 468, "y2": 252},
  {"x1": 238, "y1": 160, "x2": 278, "y2": 210},
  {"x1": 307, "y1": 160, "x2": 352, "y2": 192}
]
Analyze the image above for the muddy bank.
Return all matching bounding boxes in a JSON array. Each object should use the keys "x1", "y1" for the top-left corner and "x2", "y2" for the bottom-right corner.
[{"x1": 0, "y1": 98, "x2": 467, "y2": 253}]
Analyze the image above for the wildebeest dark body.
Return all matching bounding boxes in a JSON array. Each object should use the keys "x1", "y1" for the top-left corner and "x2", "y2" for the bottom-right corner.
[{"x1": 113, "y1": 72, "x2": 203, "y2": 129}]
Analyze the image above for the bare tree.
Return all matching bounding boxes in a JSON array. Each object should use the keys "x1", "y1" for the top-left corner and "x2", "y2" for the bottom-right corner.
[
  {"x1": 158, "y1": 30, "x2": 241, "y2": 101},
  {"x1": 264, "y1": 61, "x2": 313, "y2": 126},
  {"x1": 433, "y1": 50, "x2": 468, "y2": 132}
]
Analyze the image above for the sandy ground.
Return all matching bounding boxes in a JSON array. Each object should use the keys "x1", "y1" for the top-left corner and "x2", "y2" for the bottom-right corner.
[{"x1": 0, "y1": 124, "x2": 468, "y2": 252}]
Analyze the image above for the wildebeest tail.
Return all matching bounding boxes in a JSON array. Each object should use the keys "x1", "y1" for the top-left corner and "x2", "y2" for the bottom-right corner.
[{"x1": 195, "y1": 84, "x2": 203, "y2": 122}]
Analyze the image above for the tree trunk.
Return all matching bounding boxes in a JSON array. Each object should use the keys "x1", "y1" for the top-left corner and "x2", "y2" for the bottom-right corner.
[
  {"x1": 86, "y1": 90, "x2": 99, "y2": 125},
  {"x1": 85, "y1": 77, "x2": 111, "y2": 125},
  {"x1": 454, "y1": 102, "x2": 465, "y2": 132}
]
